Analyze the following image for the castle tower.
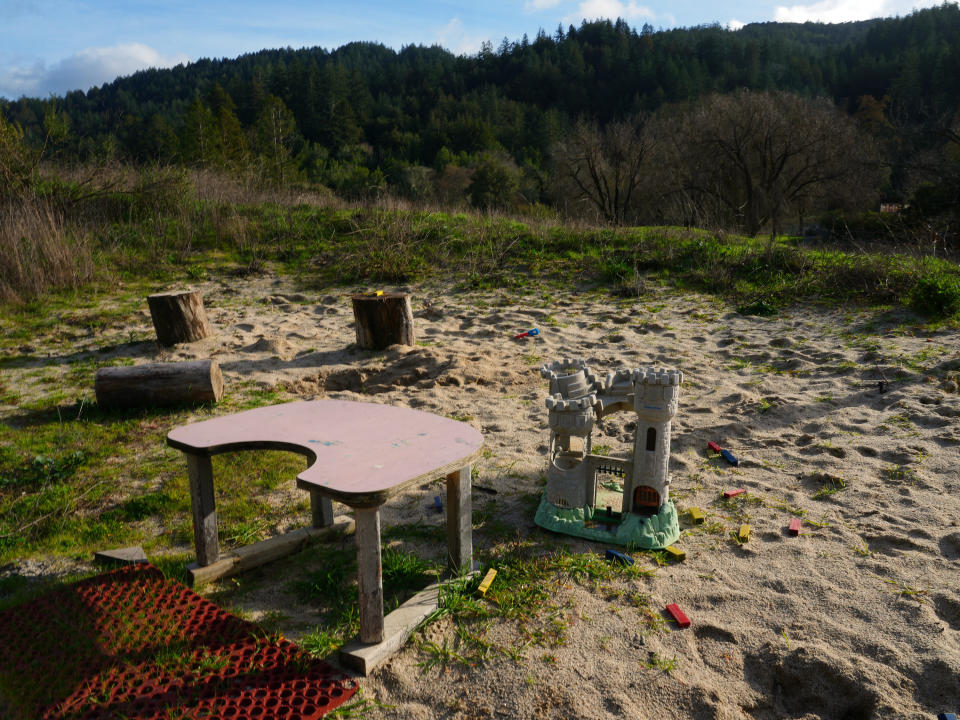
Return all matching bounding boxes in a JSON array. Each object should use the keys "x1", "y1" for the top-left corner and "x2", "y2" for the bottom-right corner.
[
  {"x1": 540, "y1": 359, "x2": 599, "y2": 508},
  {"x1": 622, "y1": 367, "x2": 683, "y2": 515}
]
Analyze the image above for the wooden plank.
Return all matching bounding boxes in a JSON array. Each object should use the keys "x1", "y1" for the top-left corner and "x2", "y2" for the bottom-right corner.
[
  {"x1": 186, "y1": 453, "x2": 218, "y2": 566},
  {"x1": 666, "y1": 603, "x2": 691, "y2": 628},
  {"x1": 355, "y1": 507, "x2": 384, "y2": 644},
  {"x1": 446, "y1": 466, "x2": 473, "y2": 573},
  {"x1": 720, "y1": 449, "x2": 739, "y2": 466},
  {"x1": 477, "y1": 568, "x2": 497, "y2": 597},
  {"x1": 340, "y1": 580, "x2": 440, "y2": 676},
  {"x1": 310, "y1": 490, "x2": 334, "y2": 528},
  {"x1": 664, "y1": 545, "x2": 686, "y2": 561},
  {"x1": 186, "y1": 518, "x2": 355, "y2": 586}
]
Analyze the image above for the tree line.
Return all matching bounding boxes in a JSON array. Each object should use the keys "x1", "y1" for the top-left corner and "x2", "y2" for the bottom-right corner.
[{"x1": 2, "y1": 5, "x2": 959, "y2": 236}]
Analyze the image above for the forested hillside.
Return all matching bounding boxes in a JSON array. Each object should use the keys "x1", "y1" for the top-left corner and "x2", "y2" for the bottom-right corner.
[{"x1": 2, "y1": 4, "x2": 959, "y2": 230}]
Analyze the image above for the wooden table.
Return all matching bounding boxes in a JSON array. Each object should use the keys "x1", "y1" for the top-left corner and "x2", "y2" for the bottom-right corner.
[{"x1": 167, "y1": 399, "x2": 484, "y2": 666}]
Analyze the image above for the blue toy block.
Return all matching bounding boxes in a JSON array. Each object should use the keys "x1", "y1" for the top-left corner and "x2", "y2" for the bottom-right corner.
[
  {"x1": 605, "y1": 548, "x2": 634, "y2": 566},
  {"x1": 434, "y1": 495, "x2": 443, "y2": 511},
  {"x1": 720, "y1": 449, "x2": 739, "y2": 466},
  {"x1": 937, "y1": 713, "x2": 958, "y2": 720}
]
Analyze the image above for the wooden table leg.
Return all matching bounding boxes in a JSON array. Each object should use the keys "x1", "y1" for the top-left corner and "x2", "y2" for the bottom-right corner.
[
  {"x1": 446, "y1": 465, "x2": 473, "y2": 573},
  {"x1": 310, "y1": 490, "x2": 334, "y2": 528},
  {"x1": 354, "y1": 506, "x2": 384, "y2": 644},
  {"x1": 186, "y1": 453, "x2": 218, "y2": 566}
]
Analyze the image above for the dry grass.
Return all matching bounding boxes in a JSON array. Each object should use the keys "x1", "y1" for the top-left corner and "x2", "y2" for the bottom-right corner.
[{"x1": 0, "y1": 197, "x2": 95, "y2": 303}]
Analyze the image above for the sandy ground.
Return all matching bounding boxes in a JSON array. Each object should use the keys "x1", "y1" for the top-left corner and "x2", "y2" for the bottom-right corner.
[{"x1": 6, "y1": 274, "x2": 960, "y2": 718}]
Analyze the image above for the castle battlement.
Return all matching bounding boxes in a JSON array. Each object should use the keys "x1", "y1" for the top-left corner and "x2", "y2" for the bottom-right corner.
[{"x1": 540, "y1": 358, "x2": 599, "y2": 399}]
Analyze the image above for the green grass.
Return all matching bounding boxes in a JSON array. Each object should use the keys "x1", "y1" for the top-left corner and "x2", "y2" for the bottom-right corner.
[
  {"x1": 411, "y1": 544, "x2": 659, "y2": 672},
  {"x1": 290, "y1": 544, "x2": 439, "y2": 658}
]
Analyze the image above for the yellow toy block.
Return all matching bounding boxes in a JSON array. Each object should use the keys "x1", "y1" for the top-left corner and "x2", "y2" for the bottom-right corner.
[
  {"x1": 688, "y1": 507, "x2": 704, "y2": 524},
  {"x1": 477, "y1": 568, "x2": 497, "y2": 596},
  {"x1": 364, "y1": 290, "x2": 384, "y2": 296},
  {"x1": 738, "y1": 524, "x2": 751, "y2": 543},
  {"x1": 664, "y1": 545, "x2": 686, "y2": 561}
]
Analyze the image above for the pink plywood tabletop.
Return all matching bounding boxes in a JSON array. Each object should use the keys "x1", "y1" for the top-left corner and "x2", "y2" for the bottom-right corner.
[{"x1": 167, "y1": 400, "x2": 484, "y2": 505}]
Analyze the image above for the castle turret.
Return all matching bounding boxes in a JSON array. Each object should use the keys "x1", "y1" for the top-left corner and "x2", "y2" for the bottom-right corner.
[{"x1": 623, "y1": 367, "x2": 683, "y2": 514}]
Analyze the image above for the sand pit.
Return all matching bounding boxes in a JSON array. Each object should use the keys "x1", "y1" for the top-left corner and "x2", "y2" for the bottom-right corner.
[{"x1": 4, "y1": 274, "x2": 960, "y2": 718}]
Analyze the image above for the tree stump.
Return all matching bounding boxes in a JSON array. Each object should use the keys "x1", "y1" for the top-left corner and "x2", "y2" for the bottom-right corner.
[
  {"x1": 95, "y1": 359, "x2": 224, "y2": 409},
  {"x1": 147, "y1": 290, "x2": 212, "y2": 346},
  {"x1": 351, "y1": 292, "x2": 415, "y2": 350}
]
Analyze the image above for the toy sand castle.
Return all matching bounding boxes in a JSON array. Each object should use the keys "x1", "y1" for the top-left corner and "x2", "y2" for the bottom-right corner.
[{"x1": 534, "y1": 358, "x2": 683, "y2": 549}]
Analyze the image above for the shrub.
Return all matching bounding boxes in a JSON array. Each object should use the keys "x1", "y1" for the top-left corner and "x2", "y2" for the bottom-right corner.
[{"x1": 910, "y1": 273, "x2": 960, "y2": 318}]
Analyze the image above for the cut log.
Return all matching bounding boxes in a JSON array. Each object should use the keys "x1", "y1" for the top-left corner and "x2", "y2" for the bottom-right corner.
[
  {"x1": 95, "y1": 359, "x2": 224, "y2": 409},
  {"x1": 147, "y1": 289, "x2": 212, "y2": 345},
  {"x1": 351, "y1": 292, "x2": 415, "y2": 350}
]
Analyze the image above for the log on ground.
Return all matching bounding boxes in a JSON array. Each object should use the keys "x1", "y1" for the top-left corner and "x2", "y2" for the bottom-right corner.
[
  {"x1": 351, "y1": 292, "x2": 415, "y2": 350},
  {"x1": 147, "y1": 289, "x2": 212, "y2": 345},
  {"x1": 95, "y1": 359, "x2": 224, "y2": 409}
]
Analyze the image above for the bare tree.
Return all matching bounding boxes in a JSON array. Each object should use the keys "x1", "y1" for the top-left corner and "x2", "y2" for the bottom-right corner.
[
  {"x1": 662, "y1": 90, "x2": 883, "y2": 237},
  {"x1": 551, "y1": 117, "x2": 651, "y2": 225}
]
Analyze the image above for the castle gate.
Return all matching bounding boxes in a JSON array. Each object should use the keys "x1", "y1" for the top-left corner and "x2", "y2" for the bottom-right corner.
[{"x1": 633, "y1": 485, "x2": 660, "y2": 513}]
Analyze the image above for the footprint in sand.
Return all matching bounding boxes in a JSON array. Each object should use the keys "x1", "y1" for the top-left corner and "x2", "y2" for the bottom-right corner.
[
  {"x1": 939, "y1": 532, "x2": 960, "y2": 559},
  {"x1": 863, "y1": 534, "x2": 931, "y2": 556},
  {"x1": 933, "y1": 593, "x2": 960, "y2": 630}
]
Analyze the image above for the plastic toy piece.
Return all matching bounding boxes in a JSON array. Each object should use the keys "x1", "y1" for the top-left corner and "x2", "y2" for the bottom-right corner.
[
  {"x1": 664, "y1": 545, "x2": 686, "y2": 561},
  {"x1": 688, "y1": 507, "x2": 705, "y2": 524},
  {"x1": 723, "y1": 488, "x2": 746, "y2": 498},
  {"x1": 720, "y1": 449, "x2": 739, "y2": 466},
  {"x1": 433, "y1": 495, "x2": 443, "y2": 512},
  {"x1": 666, "y1": 603, "x2": 691, "y2": 628},
  {"x1": 738, "y1": 524, "x2": 751, "y2": 542},
  {"x1": 514, "y1": 328, "x2": 540, "y2": 339},
  {"x1": 937, "y1": 714, "x2": 958, "y2": 720},
  {"x1": 477, "y1": 568, "x2": 497, "y2": 596},
  {"x1": 364, "y1": 290, "x2": 384, "y2": 296},
  {"x1": 707, "y1": 441, "x2": 722, "y2": 454},
  {"x1": 605, "y1": 548, "x2": 635, "y2": 566},
  {"x1": 789, "y1": 518, "x2": 802, "y2": 536}
]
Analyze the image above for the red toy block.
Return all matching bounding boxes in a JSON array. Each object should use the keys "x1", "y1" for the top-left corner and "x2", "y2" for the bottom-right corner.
[
  {"x1": 723, "y1": 488, "x2": 746, "y2": 498},
  {"x1": 789, "y1": 518, "x2": 802, "y2": 536},
  {"x1": 666, "y1": 603, "x2": 691, "y2": 628},
  {"x1": 707, "y1": 441, "x2": 722, "y2": 454}
]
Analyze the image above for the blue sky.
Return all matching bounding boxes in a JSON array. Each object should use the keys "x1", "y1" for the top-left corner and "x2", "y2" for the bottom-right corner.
[{"x1": 0, "y1": 0, "x2": 948, "y2": 99}]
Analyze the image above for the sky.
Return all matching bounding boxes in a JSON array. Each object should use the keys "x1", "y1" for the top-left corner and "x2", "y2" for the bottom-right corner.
[{"x1": 0, "y1": 0, "x2": 950, "y2": 100}]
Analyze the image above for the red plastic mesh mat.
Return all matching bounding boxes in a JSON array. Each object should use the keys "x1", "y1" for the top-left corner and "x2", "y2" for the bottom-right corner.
[{"x1": 0, "y1": 564, "x2": 358, "y2": 720}]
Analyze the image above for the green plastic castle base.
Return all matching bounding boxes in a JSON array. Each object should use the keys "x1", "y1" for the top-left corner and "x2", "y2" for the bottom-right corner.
[{"x1": 534, "y1": 494, "x2": 680, "y2": 549}]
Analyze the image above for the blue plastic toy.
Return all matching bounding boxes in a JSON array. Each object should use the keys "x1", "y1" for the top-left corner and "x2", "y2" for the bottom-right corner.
[
  {"x1": 605, "y1": 548, "x2": 635, "y2": 566},
  {"x1": 514, "y1": 328, "x2": 540, "y2": 339},
  {"x1": 720, "y1": 449, "x2": 739, "y2": 466}
]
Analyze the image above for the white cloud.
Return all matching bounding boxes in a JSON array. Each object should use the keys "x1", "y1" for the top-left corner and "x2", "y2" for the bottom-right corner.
[
  {"x1": 773, "y1": 0, "x2": 942, "y2": 23},
  {"x1": 434, "y1": 18, "x2": 489, "y2": 56},
  {"x1": 0, "y1": 42, "x2": 189, "y2": 99},
  {"x1": 524, "y1": 0, "x2": 565, "y2": 10},
  {"x1": 563, "y1": 0, "x2": 656, "y2": 25},
  {"x1": 727, "y1": 18, "x2": 746, "y2": 30}
]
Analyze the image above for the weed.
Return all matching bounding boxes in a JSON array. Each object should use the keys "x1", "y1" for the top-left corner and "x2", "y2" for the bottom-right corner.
[
  {"x1": 643, "y1": 653, "x2": 677, "y2": 672},
  {"x1": 812, "y1": 474, "x2": 847, "y2": 500},
  {"x1": 884, "y1": 578, "x2": 928, "y2": 603}
]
